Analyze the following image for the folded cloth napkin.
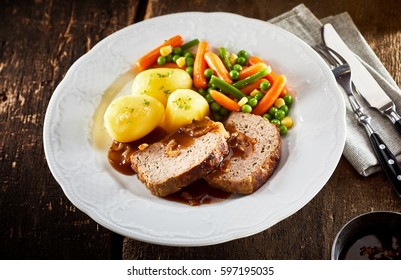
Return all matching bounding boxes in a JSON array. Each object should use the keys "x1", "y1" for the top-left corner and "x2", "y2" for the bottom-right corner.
[{"x1": 270, "y1": 4, "x2": 401, "y2": 176}]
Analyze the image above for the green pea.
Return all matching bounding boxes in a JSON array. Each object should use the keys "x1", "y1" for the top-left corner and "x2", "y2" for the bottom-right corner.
[
  {"x1": 279, "y1": 105, "x2": 289, "y2": 115},
  {"x1": 236, "y1": 56, "x2": 246, "y2": 65},
  {"x1": 186, "y1": 57, "x2": 194, "y2": 67},
  {"x1": 204, "y1": 68, "x2": 214, "y2": 79},
  {"x1": 279, "y1": 125, "x2": 288, "y2": 136},
  {"x1": 173, "y1": 47, "x2": 182, "y2": 55},
  {"x1": 270, "y1": 119, "x2": 281, "y2": 126},
  {"x1": 157, "y1": 56, "x2": 166, "y2": 65},
  {"x1": 263, "y1": 113, "x2": 272, "y2": 121},
  {"x1": 211, "y1": 102, "x2": 221, "y2": 112},
  {"x1": 198, "y1": 88, "x2": 208, "y2": 97},
  {"x1": 229, "y1": 70, "x2": 240, "y2": 80},
  {"x1": 208, "y1": 82, "x2": 216, "y2": 90},
  {"x1": 213, "y1": 112, "x2": 223, "y2": 121},
  {"x1": 237, "y1": 50, "x2": 248, "y2": 58},
  {"x1": 260, "y1": 81, "x2": 271, "y2": 91},
  {"x1": 283, "y1": 94, "x2": 293, "y2": 106},
  {"x1": 183, "y1": 51, "x2": 193, "y2": 58},
  {"x1": 247, "y1": 98, "x2": 258, "y2": 107},
  {"x1": 254, "y1": 92, "x2": 264, "y2": 101},
  {"x1": 232, "y1": 64, "x2": 242, "y2": 72},
  {"x1": 205, "y1": 93, "x2": 214, "y2": 104},
  {"x1": 274, "y1": 110, "x2": 286, "y2": 120},
  {"x1": 241, "y1": 104, "x2": 252, "y2": 113},
  {"x1": 268, "y1": 106, "x2": 278, "y2": 116},
  {"x1": 185, "y1": 66, "x2": 193, "y2": 76},
  {"x1": 219, "y1": 107, "x2": 230, "y2": 116},
  {"x1": 166, "y1": 54, "x2": 173, "y2": 62},
  {"x1": 172, "y1": 54, "x2": 181, "y2": 62}
]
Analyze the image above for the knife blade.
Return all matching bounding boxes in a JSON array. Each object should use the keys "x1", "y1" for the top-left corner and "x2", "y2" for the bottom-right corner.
[{"x1": 323, "y1": 23, "x2": 401, "y2": 136}]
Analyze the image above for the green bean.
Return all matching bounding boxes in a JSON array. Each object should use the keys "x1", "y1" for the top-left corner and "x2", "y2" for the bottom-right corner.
[
  {"x1": 232, "y1": 67, "x2": 271, "y2": 89},
  {"x1": 219, "y1": 47, "x2": 232, "y2": 70},
  {"x1": 181, "y1": 39, "x2": 200, "y2": 50},
  {"x1": 209, "y1": 75, "x2": 246, "y2": 100}
]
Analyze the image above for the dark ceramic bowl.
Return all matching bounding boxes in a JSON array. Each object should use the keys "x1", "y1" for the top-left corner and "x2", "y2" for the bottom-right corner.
[{"x1": 331, "y1": 211, "x2": 401, "y2": 260}]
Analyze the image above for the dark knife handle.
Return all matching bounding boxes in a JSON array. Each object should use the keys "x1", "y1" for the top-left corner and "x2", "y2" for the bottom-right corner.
[
  {"x1": 395, "y1": 119, "x2": 401, "y2": 137},
  {"x1": 369, "y1": 132, "x2": 401, "y2": 197}
]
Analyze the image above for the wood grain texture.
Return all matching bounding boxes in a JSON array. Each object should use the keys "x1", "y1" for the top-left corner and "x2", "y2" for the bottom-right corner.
[
  {"x1": 123, "y1": 0, "x2": 401, "y2": 260},
  {"x1": 0, "y1": 0, "x2": 141, "y2": 259},
  {"x1": 1, "y1": 0, "x2": 400, "y2": 260}
]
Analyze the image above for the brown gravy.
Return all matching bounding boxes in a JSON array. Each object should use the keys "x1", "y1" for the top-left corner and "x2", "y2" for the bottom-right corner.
[
  {"x1": 107, "y1": 123, "x2": 254, "y2": 206},
  {"x1": 164, "y1": 179, "x2": 231, "y2": 206},
  {"x1": 108, "y1": 127, "x2": 167, "y2": 175},
  {"x1": 221, "y1": 130, "x2": 255, "y2": 171}
]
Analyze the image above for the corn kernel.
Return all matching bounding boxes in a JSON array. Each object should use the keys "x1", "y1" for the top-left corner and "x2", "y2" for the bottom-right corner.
[
  {"x1": 176, "y1": 56, "x2": 186, "y2": 68},
  {"x1": 237, "y1": 96, "x2": 248, "y2": 107},
  {"x1": 274, "y1": 98, "x2": 286, "y2": 108},
  {"x1": 229, "y1": 53, "x2": 238, "y2": 65},
  {"x1": 281, "y1": 116, "x2": 293, "y2": 128},
  {"x1": 250, "y1": 89, "x2": 259, "y2": 97},
  {"x1": 160, "y1": 45, "x2": 172, "y2": 56},
  {"x1": 138, "y1": 143, "x2": 149, "y2": 150}
]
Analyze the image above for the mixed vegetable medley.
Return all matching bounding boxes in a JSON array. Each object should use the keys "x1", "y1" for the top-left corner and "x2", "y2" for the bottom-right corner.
[{"x1": 104, "y1": 35, "x2": 294, "y2": 143}]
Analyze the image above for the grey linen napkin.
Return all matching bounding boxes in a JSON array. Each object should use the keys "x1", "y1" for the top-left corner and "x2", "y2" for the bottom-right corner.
[{"x1": 270, "y1": 4, "x2": 401, "y2": 176}]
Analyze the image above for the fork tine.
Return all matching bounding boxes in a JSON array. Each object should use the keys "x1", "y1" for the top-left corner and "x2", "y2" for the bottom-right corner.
[
  {"x1": 314, "y1": 45, "x2": 349, "y2": 67},
  {"x1": 313, "y1": 45, "x2": 338, "y2": 67}
]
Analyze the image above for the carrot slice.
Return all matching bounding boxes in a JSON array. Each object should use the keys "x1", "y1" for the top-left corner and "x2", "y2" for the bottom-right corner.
[
  {"x1": 240, "y1": 78, "x2": 269, "y2": 95},
  {"x1": 249, "y1": 55, "x2": 287, "y2": 96},
  {"x1": 193, "y1": 41, "x2": 209, "y2": 89},
  {"x1": 248, "y1": 56, "x2": 263, "y2": 65},
  {"x1": 238, "y1": 62, "x2": 267, "y2": 80},
  {"x1": 209, "y1": 90, "x2": 241, "y2": 112},
  {"x1": 136, "y1": 35, "x2": 184, "y2": 71},
  {"x1": 204, "y1": 52, "x2": 232, "y2": 84},
  {"x1": 252, "y1": 75, "x2": 287, "y2": 115}
]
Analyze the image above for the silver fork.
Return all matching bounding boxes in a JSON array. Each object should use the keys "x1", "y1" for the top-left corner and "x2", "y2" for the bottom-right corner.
[{"x1": 315, "y1": 45, "x2": 401, "y2": 197}]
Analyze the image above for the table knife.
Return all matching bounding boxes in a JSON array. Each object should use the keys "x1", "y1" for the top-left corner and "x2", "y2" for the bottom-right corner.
[{"x1": 323, "y1": 23, "x2": 401, "y2": 137}]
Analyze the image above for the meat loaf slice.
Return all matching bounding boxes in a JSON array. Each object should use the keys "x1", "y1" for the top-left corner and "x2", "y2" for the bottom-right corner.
[
  {"x1": 131, "y1": 118, "x2": 229, "y2": 197},
  {"x1": 205, "y1": 112, "x2": 281, "y2": 194}
]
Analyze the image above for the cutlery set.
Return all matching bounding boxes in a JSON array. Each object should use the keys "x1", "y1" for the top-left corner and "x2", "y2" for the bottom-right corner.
[{"x1": 315, "y1": 24, "x2": 401, "y2": 197}]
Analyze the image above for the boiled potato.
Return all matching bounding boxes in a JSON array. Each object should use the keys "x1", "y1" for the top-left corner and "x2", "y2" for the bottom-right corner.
[
  {"x1": 104, "y1": 95, "x2": 164, "y2": 142},
  {"x1": 160, "y1": 89, "x2": 210, "y2": 133},
  {"x1": 132, "y1": 68, "x2": 192, "y2": 106}
]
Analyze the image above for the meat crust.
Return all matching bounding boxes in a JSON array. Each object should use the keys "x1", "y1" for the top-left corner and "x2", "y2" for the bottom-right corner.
[
  {"x1": 131, "y1": 118, "x2": 229, "y2": 197},
  {"x1": 204, "y1": 112, "x2": 281, "y2": 194}
]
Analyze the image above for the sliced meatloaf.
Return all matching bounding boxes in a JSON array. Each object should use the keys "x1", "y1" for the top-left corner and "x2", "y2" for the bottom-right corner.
[
  {"x1": 131, "y1": 118, "x2": 229, "y2": 197},
  {"x1": 205, "y1": 112, "x2": 281, "y2": 194}
]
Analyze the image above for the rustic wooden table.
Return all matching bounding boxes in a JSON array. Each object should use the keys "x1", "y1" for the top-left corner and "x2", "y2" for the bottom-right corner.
[{"x1": 1, "y1": 0, "x2": 401, "y2": 260}]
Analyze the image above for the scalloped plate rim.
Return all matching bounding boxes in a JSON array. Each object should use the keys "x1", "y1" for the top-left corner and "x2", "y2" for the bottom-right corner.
[{"x1": 43, "y1": 12, "x2": 346, "y2": 246}]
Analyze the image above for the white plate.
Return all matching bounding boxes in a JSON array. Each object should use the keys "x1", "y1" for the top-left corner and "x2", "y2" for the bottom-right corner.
[{"x1": 43, "y1": 12, "x2": 346, "y2": 246}]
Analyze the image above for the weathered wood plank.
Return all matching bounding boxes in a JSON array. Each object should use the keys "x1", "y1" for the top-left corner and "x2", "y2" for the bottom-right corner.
[
  {"x1": 0, "y1": 0, "x2": 141, "y2": 259},
  {"x1": 122, "y1": 0, "x2": 401, "y2": 260},
  {"x1": 1, "y1": 0, "x2": 401, "y2": 260}
]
